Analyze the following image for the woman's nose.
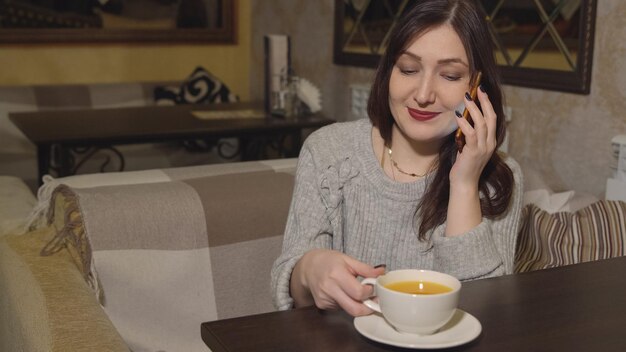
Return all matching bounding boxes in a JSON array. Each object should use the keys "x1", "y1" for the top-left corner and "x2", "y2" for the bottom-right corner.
[{"x1": 414, "y1": 77, "x2": 436, "y2": 106}]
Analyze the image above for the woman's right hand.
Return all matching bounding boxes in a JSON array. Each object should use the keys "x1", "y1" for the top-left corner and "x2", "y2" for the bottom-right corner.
[{"x1": 290, "y1": 249, "x2": 386, "y2": 316}]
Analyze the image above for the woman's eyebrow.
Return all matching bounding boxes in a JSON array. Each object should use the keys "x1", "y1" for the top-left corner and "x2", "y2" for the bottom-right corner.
[
  {"x1": 437, "y1": 58, "x2": 468, "y2": 67},
  {"x1": 399, "y1": 51, "x2": 468, "y2": 67},
  {"x1": 400, "y1": 51, "x2": 421, "y2": 61}
]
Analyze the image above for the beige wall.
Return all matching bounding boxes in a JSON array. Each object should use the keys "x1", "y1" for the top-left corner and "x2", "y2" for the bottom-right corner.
[
  {"x1": 251, "y1": 0, "x2": 625, "y2": 198},
  {"x1": 250, "y1": 0, "x2": 373, "y2": 123},
  {"x1": 2, "y1": 1, "x2": 622, "y2": 197},
  {"x1": 0, "y1": 2, "x2": 252, "y2": 100},
  {"x1": 504, "y1": 1, "x2": 626, "y2": 198}
]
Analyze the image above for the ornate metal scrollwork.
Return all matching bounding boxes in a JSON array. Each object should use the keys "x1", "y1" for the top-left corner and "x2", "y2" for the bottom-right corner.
[
  {"x1": 49, "y1": 145, "x2": 125, "y2": 177},
  {"x1": 181, "y1": 138, "x2": 241, "y2": 160}
]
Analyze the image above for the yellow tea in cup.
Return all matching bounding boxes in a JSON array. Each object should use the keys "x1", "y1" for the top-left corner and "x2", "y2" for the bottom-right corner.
[
  {"x1": 361, "y1": 269, "x2": 461, "y2": 334},
  {"x1": 385, "y1": 280, "x2": 452, "y2": 295}
]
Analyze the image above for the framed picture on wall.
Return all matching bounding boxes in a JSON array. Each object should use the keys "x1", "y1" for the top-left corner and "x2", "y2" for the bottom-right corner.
[{"x1": 0, "y1": 0, "x2": 235, "y2": 43}]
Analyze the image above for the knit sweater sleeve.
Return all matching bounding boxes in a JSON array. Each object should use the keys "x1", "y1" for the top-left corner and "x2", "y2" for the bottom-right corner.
[
  {"x1": 430, "y1": 156, "x2": 525, "y2": 280},
  {"x1": 270, "y1": 141, "x2": 335, "y2": 310}
]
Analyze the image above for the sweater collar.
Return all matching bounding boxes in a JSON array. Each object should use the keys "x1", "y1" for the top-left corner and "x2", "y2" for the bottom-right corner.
[{"x1": 354, "y1": 118, "x2": 432, "y2": 201}]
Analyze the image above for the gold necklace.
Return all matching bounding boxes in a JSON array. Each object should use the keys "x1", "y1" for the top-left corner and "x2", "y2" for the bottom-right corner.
[{"x1": 387, "y1": 146, "x2": 427, "y2": 178}]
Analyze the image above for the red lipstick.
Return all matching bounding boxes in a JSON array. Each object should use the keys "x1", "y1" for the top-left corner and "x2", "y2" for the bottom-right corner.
[{"x1": 407, "y1": 108, "x2": 440, "y2": 121}]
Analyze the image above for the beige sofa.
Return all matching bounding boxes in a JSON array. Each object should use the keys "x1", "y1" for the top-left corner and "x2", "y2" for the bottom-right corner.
[
  {"x1": 1, "y1": 157, "x2": 625, "y2": 352},
  {"x1": 0, "y1": 158, "x2": 297, "y2": 352}
]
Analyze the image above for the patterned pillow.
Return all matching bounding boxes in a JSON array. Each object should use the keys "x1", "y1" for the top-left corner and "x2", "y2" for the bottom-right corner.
[
  {"x1": 515, "y1": 201, "x2": 626, "y2": 273},
  {"x1": 153, "y1": 66, "x2": 240, "y2": 154},
  {"x1": 154, "y1": 66, "x2": 238, "y2": 105}
]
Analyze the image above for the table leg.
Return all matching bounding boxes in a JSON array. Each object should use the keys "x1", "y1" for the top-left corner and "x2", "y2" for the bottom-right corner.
[
  {"x1": 36, "y1": 144, "x2": 51, "y2": 186},
  {"x1": 50, "y1": 144, "x2": 72, "y2": 178},
  {"x1": 240, "y1": 137, "x2": 269, "y2": 161},
  {"x1": 57, "y1": 146, "x2": 72, "y2": 177},
  {"x1": 239, "y1": 138, "x2": 251, "y2": 160},
  {"x1": 288, "y1": 130, "x2": 303, "y2": 157}
]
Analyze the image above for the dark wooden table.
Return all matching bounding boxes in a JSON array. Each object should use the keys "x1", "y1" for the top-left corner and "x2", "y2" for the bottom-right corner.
[
  {"x1": 201, "y1": 256, "x2": 626, "y2": 351},
  {"x1": 9, "y1": 102, "x2": 334, "y2": 182}
]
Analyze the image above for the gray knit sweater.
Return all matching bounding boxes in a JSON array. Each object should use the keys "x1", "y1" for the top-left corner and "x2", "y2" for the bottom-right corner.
[{"x1": 271, "y1": 118, "x2": 524, "y2": 310}]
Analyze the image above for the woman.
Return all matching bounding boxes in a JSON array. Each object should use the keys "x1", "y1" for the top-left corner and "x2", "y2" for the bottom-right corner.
[{"x1": 271, "y1": 0, "x2": 524, "y2": 317}]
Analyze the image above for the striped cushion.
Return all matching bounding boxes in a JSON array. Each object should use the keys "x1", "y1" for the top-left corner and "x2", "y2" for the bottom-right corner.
[{"x1": 515, "y1": 201, "x2": 626, "y2": 273}]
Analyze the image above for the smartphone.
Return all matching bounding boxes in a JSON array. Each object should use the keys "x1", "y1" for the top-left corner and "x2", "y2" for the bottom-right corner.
[{"x1": 455, "y1": 71, "x2": 483, "y2": 153}]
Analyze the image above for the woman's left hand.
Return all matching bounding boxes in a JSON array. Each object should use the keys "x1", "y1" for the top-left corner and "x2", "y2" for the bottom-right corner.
[{"x1": 450, "y1": 87, "x2": 497, "y2": 188}]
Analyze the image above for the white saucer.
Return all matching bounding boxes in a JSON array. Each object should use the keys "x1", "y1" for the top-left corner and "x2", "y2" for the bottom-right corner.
[{"x1": 353, "y1": 309, "x2": 481, "y2": 349}]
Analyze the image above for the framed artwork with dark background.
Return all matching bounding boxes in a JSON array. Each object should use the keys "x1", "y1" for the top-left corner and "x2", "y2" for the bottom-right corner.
[
  {"x1": 334, "y1": 0, "x2": 597, "y2": 94},
  {"x1": 0, "y1": 0, "x2": 235, "y2": 43}
]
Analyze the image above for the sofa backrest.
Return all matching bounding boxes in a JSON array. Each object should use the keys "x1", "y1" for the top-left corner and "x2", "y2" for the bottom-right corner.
[
  {"x1": 0, "y1": 81, "x2": 185, "y2": 189},
  {"x1": 0, "y1": 82, "x2": 174, "y2": 154}
]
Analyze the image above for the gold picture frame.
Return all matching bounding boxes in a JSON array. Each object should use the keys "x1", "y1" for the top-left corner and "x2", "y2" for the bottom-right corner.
[{"x1": 0, "y1": 0, "x2": 235, "y2": 44}]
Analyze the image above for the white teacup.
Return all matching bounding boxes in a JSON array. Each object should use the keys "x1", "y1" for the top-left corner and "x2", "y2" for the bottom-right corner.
[{"x1": 361, "y1": 269, "x2": 461, "y2": 335}]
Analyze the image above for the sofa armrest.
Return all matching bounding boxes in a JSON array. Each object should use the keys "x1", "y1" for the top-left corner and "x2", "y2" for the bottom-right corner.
[
  {"x1": 0, "y1": 226, "x2": 129, "y2": 352},
  {"x1": 0, "y1": 176, "x2": 36, "y2": 235}
]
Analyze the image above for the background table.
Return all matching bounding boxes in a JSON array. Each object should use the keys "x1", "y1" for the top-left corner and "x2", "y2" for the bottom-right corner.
[
  {"x1": 202, "y1": 257, "x2": 626, "y2": 351},
  {"x1": 9, "y1": 102, "x2": 333, "y2": 182}
]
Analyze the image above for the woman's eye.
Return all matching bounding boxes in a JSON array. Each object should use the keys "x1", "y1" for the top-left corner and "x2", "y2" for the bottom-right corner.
[
  {"x1": 400, "y1": 68, "x2": 418, "y2": 75},
  {"x1": 442, "y1": 74, "x2": 461, "y2": 81}
]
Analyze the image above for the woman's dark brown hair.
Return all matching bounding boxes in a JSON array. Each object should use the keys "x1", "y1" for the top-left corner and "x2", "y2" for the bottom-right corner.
[{"x1": 367, "y1": 0, "x2": 514, "y2": 240}]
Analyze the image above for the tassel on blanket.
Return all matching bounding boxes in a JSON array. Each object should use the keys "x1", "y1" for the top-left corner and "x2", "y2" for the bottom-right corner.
[
  {"x1": 40, "y1": 184, "x2": 104, "y2": 304},
  {"x1": 22, "y1": 175, "x2": 60, "y2": 234}
]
